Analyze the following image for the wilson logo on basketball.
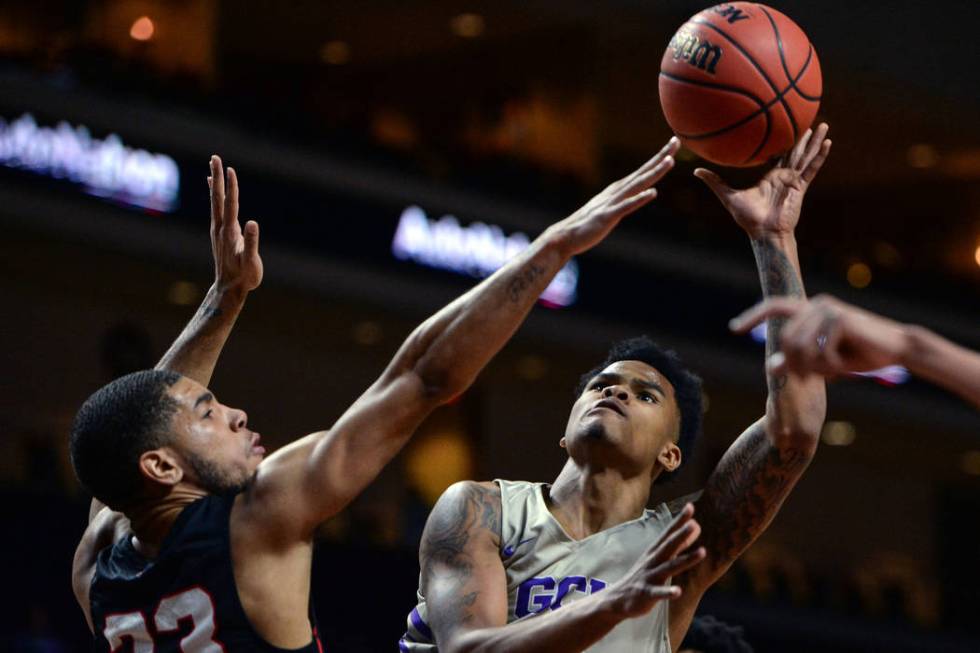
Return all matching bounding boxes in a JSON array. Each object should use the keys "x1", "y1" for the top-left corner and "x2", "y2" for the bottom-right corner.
[
  {"x1": 668, "y1": 29, "x2": 723, "y2": 75},
  {"x1": 712, "y1": 4, "x2": 751, "y2": 24}
]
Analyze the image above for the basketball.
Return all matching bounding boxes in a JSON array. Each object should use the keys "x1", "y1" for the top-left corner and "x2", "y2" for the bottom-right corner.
[{"x1": 658, "y1": 3, "x2": 822, "y2": 167}]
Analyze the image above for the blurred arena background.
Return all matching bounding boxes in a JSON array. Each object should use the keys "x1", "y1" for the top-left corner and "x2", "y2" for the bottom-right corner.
[{"x1": 1, "y1": 1, "x2": 978, "y2": 651}]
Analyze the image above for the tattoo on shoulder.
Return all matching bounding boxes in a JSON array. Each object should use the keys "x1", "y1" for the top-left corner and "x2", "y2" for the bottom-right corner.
[
  {"x1": 507, "y1": 264, "x2": 545, "y2": 303},
  {"x1": 420, "y1": 483, "x2": 501, "y2": 630},
  {"x1": 698, "y1": 423, "x2": 810, "y2": 565}
]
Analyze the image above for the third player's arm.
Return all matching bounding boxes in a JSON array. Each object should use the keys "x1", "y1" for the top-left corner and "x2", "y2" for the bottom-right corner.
[
  {"x1": 245, "y1": 140, "x2": 681, "y2": 538},
  {"x1": 670, "y1": 128, "x2": 832, "y2": 644},
  {"x1": 731, "y1": 295, "x2": 980, "y2": 409}
]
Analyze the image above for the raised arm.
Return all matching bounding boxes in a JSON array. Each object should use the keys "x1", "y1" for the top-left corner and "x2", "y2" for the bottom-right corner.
[
  {"x1": 156, "y1": 155, "x2": 262, "y2": 385},
  {"x1": 244, "y1": 139, "x2": 681, "y2": 538},
  {"x1": 420, "y1": 482, "x2": 705, "y2": 653},
  {"x1": 670, "y1": 126, "x2": 831, "y2": 643},
  {"x1": 86, "y1": 156, "x2": 260, "y2": 523},
  {"x1": 731, "y1": 294, "x2": 980, "y2": 409}
]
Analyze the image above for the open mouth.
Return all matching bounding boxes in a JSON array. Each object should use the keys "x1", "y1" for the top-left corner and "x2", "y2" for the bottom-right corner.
[{"x1": 589, "y1": 399, "x2": 626, "y2": 417}]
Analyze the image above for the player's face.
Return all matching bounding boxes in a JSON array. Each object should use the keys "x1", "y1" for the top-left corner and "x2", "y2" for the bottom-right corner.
[
  {"x1": 562, "y1": 360, "x2": 682, "y2": 477},
  {"x1": 166, "y1": 376, "x2": 265, "y2": 494}
]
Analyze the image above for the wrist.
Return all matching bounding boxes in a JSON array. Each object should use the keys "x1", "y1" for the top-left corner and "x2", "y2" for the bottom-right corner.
[
  {"x1": 749, "y1": 229, "x2": 797, "y2": 248},
  {"x1": 211, "y1": 281, "x2": 249, "y2": 306},
  {"x1": 537, "y1": 225, "x2": 574, "y2": 263},
  {"x1": 897, "y1": 324, "x2": 934, "y2": 370}
]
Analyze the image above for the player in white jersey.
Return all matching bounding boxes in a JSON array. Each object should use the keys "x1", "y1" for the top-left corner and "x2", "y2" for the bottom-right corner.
[{"x1": 403, "y1": 124, "x2": 832, "y2": 652}]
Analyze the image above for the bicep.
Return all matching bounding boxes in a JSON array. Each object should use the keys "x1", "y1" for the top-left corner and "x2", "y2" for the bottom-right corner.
[
  {"x1": 420, "y1": 482, "x2": 507, "y2": 648},
  {"x1": 685, "y1": 418, "x2": 813, "y2": 589}
]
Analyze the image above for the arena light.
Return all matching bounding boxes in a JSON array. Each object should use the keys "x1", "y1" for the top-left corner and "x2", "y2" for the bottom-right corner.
[
  {"x1": 846, "y1": 261, "x2": 872, "y2": 289},
  {"x1": 130, "y1": 16, "x2": 155, "y2": 42},
  {"x1": 821, "y1": 421, "x2": 856, "y2": 446},
  {"x1": 320, "y1": 40, "x2": 350, "y2": 65},
  {"x1": 450, "y1": 13, "x2": 485, "y2": 38},
  {"x1": 392, "y1": 205, "x2": 578, "y2": 307},
  {"x1": 906, "y1": 143, "x2": 938, "y2": 169},
  {"x1": 0, "y1": 113, "x2": 180, "y2": 212},
  {"x1": 960, "y1": 451, "x2": 980, "y2": 476},
  {"x1": 747, "y1": 322, "x2": 909, "y2": 385}
]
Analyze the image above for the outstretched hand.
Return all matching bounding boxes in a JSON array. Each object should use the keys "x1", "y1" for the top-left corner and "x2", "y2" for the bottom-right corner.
[
  {"x1": 730, "y1": 294, "x2": 908, "y2": 378},
  {"x1": 209, "y1": 155, "x2": 263, "y2": 293},
  {"x1": 694, "y1": 123, "x2": 831, "y2": 238},
  {"x1": 605, "y1": 503, "x2": 706, "y2": 618},
  {"x1": 548, "y1": 138, "x2": 680, "y2": 257}
]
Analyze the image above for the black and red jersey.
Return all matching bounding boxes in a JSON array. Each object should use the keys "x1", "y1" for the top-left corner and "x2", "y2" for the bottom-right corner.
[{"x1": 90, "y1": 494, "x2": 322, "y2": 652}]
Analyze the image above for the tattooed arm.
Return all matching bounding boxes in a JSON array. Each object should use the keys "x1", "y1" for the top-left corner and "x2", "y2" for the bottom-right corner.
[
  {"x1": 420, "y1": 483, "x2": 705, "y2": 653},
  {"x1": 240, "y1": 140, "x2": 682, "y2": 539},
  {"x1": 669, "y1": 126, "x2": 832, "y2": 646}
]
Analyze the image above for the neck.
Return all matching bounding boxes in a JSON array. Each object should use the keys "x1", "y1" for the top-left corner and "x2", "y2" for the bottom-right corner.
[
  {"x1": 125, "y1": 486, "x2": 207, "y2": 558},
  {"x1": 546, "y1": 459, "x2": 653, "y2": 539}
]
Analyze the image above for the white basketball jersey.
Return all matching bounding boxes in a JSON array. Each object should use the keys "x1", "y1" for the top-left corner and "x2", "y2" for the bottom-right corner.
[{"x1": 401, "y1": 479, "x2": 674, "y2": 652}]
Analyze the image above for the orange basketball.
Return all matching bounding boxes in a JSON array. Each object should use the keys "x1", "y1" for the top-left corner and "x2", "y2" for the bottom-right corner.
[{"x1": 659, "y1": 3, "x2": 821, "y2": 167}]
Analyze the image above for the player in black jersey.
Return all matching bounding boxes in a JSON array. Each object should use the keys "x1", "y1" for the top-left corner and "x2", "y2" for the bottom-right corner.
[{"x1": 70, "y1": 142, "x2": 683, "y2": 651}]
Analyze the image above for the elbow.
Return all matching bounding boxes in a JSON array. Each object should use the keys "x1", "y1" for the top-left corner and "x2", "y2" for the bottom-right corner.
[
  {"x1": 769, "y1": 422, "x2": 820, "y2": 458},
  {"x1": 414, "y1": 364, "x2": 468, "y2": 407},
  {"x1": 765, "y1": 412, "x2": 823, "y2": 456},
  {"x1": 766, "y1": 393, "x2": 826, "y2": 450}
]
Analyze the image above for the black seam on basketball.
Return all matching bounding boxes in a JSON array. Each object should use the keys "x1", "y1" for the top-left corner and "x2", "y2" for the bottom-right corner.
[
  {"x1": 745, "y1": 104, "x2": 773, "y2": 164},
  {"x1": 660, "y1": 70, "x2": 805, "y2": 142},
  {"x1": 759, "y1": 6, "x2": 800, "y2": 139},
  {"x1": 659, "y1": 72, "x2": 767, "y2": 140},
  {"x1": 659, "y1": 71, "x2": 767, "y2": 105},
  {"x1": 790, "y1": 47, "x2": 820, "y2": 102},
  {"x1": 690, "y1": 18, "x2": 797, "y2": 139}
]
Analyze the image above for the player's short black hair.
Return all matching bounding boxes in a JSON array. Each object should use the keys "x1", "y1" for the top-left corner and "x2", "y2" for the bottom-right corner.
[
  {"x1": 680, "y1": 615, "x2": 754, "y2": 653},
  {"x1": 575, "y1": 336, "x2": 703, "y2": 484},
  {"x1": 70, "y1": 369, "x2": 182, "y2": 509}
]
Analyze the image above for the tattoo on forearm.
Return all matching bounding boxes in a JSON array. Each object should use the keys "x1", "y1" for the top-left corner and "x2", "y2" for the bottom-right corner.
[
  {"x1": 420, "y1": 483, "x2": 501, "y2": 636},
  {"x1": 751, "y1": 238, "x2": 804, "y2": 393},
  {"x1": 696, "y1": 423, "x2": 810, "y2": 565},
  {"x1": 507, "y1": 264, "x2": 545, "y2": 303}
]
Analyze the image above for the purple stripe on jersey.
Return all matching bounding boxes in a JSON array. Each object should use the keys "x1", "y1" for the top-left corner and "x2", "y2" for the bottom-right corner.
[
  {"x1": 398, "y1": 638, "x2": 410, "y2": 652},
  {"x1": 410, "y1": 607, "x2": 433, "y2": 640}
]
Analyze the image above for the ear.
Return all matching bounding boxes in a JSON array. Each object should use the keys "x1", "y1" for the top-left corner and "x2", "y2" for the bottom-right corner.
[
  {"x1": 559, "y1": 437, "x2": 567, "y2": 449},
  {"x1": 138, "y1": 448, "x2": 184, "y2": 488},
  {"x1": 657, "y1": 441, "x2": 682, "y2": 473}
]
